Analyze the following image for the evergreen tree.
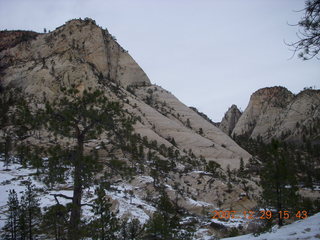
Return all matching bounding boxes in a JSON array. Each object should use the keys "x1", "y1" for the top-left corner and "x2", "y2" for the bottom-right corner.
[
  {"x1": 41, "y1": 204, "x2": 68, "y2": 240},
  {"x1": 120, "y1": 218, "x2": 144, "y2": 240},
  {"x1": 88, "y1": 186, "x2": 119, "y2": 240},
  {"x1": 206, "y1": 160, "x2": 221, "y2": 178},
  {"x1": 2, "y1": 190, "x2": 20, "y2": 240},
  {"x1": 18, "y1": 207, "x2": 27, "y2": 240},
  {"x1": 40, "y1": 87, "x2": 132, "y2": 240},
  {"x1": 19, "y1": 180, "x2": 42, "y2": 240},
  {"x1": 144, "y1": 189, "x2": 193, "y2": 240},
  {"x1": 260, "y1": 140, "x2": 298, "y2": 226},
  {"x1": 289, "y1": 0, "x2": 320, "y2": 60},
  {"x1": 238, "y1": 157, "x2": 244, "y2": 177},
  {"x1": 0, "y1": 88, "x2": 19, "y2": 166},
  {"x1": 0, "y1": 87, "x2": 40, "y2": 168}
]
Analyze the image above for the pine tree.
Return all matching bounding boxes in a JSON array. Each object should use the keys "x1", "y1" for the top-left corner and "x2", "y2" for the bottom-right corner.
[
  {"x1": 19, "y1": 180, "x2": 41, "y2": 240},
  {"x1": 0, "y1": 87, "x2": 40, "y2": 168},
  {"x1": 260, "y1": 140, "x2": 298, "y2": 226},
  {"x1": 2, "y1": 190, "x2": 20, "y2": 240},
  {"x1": 120, "y1": 218, "x2": 144, "y2": 240},
  {"x1": 238, "y1": 157, "x2": 244, "y2": 177},
  {"x1": 206, "y1": 160, "x2": 221, "y2": 177},
  {"x1": 88, "y1": 186, "x2": 119, "y2": 240},
  {"x1": 0, "y1": 88, "x2": 18, "y2": 167},
  {"x1": 186, "y1": 118, "x2": 191, "y2": 128},
  {"x1": 40, "y1": 87, "x2": 133, "y2": 240},
  {"x1": 289, "y1": 0, "x2": 320, "y2": 60},
  {"x1": 144, "y1": 189, "x2": 193, "y2": 240},
  {"x1": 41, "y1": 204, "x2": 68, "y2": 240}
]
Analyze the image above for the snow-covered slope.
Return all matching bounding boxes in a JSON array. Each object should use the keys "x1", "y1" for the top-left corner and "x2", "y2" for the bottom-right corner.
[{"x1": 222, "y1": 212, "x2": 320, "y2": 240}]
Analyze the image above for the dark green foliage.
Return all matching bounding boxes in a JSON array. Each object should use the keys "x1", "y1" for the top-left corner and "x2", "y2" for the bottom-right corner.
[
  {"x1": 16, "y1": 144, "x2": 30, "y2": 168},
  {"x1": 87, "y1": 186, "x2": 119, "y2": 240},
  {"x1": 189, "y1": 106, "x2": 216, "y2": 125},
  {"x1": 1, "y1": 85, "x2": 134, "y2": 239},
  {"x1": 166, "y1": 137, "x2": 177, "y2": 147},
  {"x1": 234, "y1": 133, "x2": 320, "y2": 227},
  {"x1": 0, "y1": 88, "x2": 20, "y2": 166},
  {"x1": 42, "y1": 145, "x2": 69, "y2": 187},
  {"x1": 186, "y1": 119, "x2": 191, "y2": 129},
  {"x1": 234, "y1": 134, "x2": 320, "y2": 185},
  {"x1": 0, "y1": 88, "x2": 41, "y2": 168},
  {"x1": 150, "y1": 156, "x2": 171, "y2": 186},
  {"x1": 238, "y1": 157, "x2": 245, "y2": 177},
  {"x1": 3, "y1": 180, "x2": 43, "y2": 240},
  {"x1": 144, "y1": 212, "x2": 193, "y2": 240},
  {"x1": 41, "y1": 204, "x2": 68, "y2": 240},
  {"x1": 144, "y1": 212, "x2": 172, "y2": 240},
  {"x1": 144, "y1": 189, "x2": 193, "y2": 240},
  {"x1": 20, "y1": 180, "x2": 42, "y2": 240},
  {"x1": 120, "y1": 218, "x2": 144, "y2": 240},
  {"x1": 2, "y1": 190, "x2": 19, "y2": 240},
  {"x1": 109, "y1": 158, "x2": 127, "y2": 170},
  {"x1": 39, "y1": 87, "x2": 132, "y2": 240},
  {"x1": 289, "y1": 0, "x2": 320, "y2": 60},
  {"x1": 228, "y1": 227, "x2": 239, "y2": 237},
  {"x1": 260, "y1": 140, "x2": 299, "y2": 226},
  {"x1": 43, "y1": 87, "x2": 126, "y2": 139},
  {"x1": 28, "y1": 146, "x2": 45, "y2": 174},
  {"x1": 126, "y1": 86, "x2": 136, "y2": 95},
  {"x1": 206, "y1": 160, "x2": 221, "y2": 177}
]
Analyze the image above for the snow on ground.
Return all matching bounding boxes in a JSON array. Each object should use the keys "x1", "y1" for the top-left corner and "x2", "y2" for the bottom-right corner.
[
  {"x1": 222, "y1": 212, "x2": 320, "y2": 240},
  {"x1": 136, "y1": 175, "x2": 154, "y2": 184},
  {"x1": 211, "y1": 216, "x2": 247, "y2": 229},
  {"x1": 105, "y1": 182, "x2": 156, "y2": 224},
  {"x1": 0, "y1": 158, "x2": 157, "y2": 228},
  {"x1": 191, "y1": 170, "x2": 210, "y2": 175},
  {"x1": 0, "y1": 158, "x2": 41, "y2": 229},
  {"x1": 188, "y1": 197, "x2": 212, "y2": 207},
  {"x1": 193, "y1": 228, "x2": 214, "y2": 240},
  {"x1": 0, "y1": 158, "x2": 87, "y2": 229}
]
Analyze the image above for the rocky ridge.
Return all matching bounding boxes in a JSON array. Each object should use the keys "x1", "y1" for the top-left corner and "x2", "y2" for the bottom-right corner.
[
  {"x1": 219, "y1": 104, "x2": 242, "y2": 136},
  {"x1": 231, "y1": 86, "x2": 320, "y2": 144}
]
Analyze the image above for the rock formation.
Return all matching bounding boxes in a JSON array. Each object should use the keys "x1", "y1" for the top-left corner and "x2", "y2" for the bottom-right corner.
[
  {"x1": 219, "y1": 104, "x2": 242, "y2": 136},
  {"x1": 0, "y1": 18, "x2": 250, "y2": 169},
  {"x1": 232, "y1": 86, "x2": 320, "y2": 144}
]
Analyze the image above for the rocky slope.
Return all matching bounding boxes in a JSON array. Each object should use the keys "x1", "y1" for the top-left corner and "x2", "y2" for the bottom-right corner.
[
  {"x1": 232, "y1": 86, "x2": 320, "y2": 144},
  {"x1": 0, "y1": 18, "x2": 250, "y2": 168},
  {"x1": 219, "y1": 104, "x2": 242, "y2": 136},
  {"x1": 0, "y1": 30, "x2": 39, "y2": 52},
  {"x1": 0, "y1": 18, "x2": 256, "y2": 231}
]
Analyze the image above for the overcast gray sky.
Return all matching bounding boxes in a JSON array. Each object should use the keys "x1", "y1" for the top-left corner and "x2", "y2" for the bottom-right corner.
[{"x1": 0, "y1": 0, "x2": 319, "y2": 121}]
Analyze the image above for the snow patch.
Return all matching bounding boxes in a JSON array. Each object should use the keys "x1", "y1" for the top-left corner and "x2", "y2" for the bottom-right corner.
[
  {"x1": 105, "y1": 182, "x2": 156, "y2": 224},
  {"x1": 188, "y1": 197, "x2": 212, "y2": 207},
  {"x1": 222, "y1": 212, "x2": 320, "y2": 240}
]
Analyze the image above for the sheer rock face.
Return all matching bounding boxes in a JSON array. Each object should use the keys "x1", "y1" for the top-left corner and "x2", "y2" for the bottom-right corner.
[
  {"x1": 232, "y1": 86, "x2": 320, "y2": 144},
  {"x1": 0, "y1": 19, "x2": 150, "y2": 99},
  {"x1": 219, "y1": 104, "x2": 242, "y2": 136},
  {"x1": 0, "y1": 19, "x2": 256, "y2": 216}
]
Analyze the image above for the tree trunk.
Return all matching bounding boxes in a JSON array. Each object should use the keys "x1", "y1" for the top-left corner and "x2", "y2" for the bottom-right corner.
[
  {"x1": 28, "y1": 208, "x2": 32, "y2": 240},
  {"x1": 68, "y1": 135, "x2": 84, "y2": 240},
  {"x1": 4, "y1": 135, "x2": 11, "y2": 168},
  {"x1": 276, "y1": 182, "x2": 283, "y2": 227}
]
